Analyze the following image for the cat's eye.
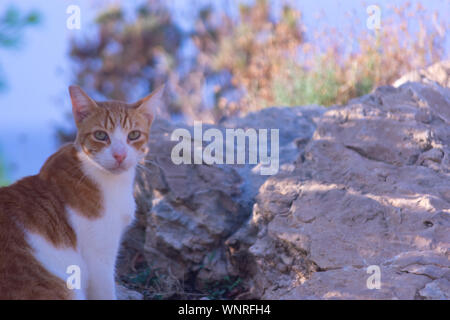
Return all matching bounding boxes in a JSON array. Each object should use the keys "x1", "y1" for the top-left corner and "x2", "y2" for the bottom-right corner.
[
  {"x1": 128, "y1": 130, "x2": 141, "y2": 141},
  {"x1": 94, "y1": 130, "x2": 109, "y2": 141}
]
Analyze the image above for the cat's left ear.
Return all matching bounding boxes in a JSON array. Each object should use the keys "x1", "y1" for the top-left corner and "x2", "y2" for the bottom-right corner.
[
  {"x1": 69, "y1": 85, "x2": 98, "y2": 126},
  {"x1": 134, "y1": 85, "x2": 165, "y2": 125}
]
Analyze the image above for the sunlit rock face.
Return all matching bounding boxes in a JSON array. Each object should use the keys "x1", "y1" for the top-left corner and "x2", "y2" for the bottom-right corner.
[
  {"x1": 246, "y1": 82, "x2": 450, "y2": 299},
  {"x1": 393, "y1": 60, "x2": 450, "y2": 89},
  {"x1": 125, "y1": 80, "x2": 449, "y2": 300},
  {"x1": 127, "y1": 105, "x2": 324, "y2": 292}
]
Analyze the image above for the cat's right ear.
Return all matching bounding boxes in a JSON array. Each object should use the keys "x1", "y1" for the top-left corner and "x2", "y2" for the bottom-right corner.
[{"x1": 69, "y1": 85, "x2": 97, "y2": 125}]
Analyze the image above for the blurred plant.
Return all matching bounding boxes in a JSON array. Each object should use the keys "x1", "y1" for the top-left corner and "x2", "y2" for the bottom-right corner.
[
  {"x1": 67, "y1": 0, "x2": 447, "y2": 125},
  {"x1": 69, "y1": 3, "x2": 182, "y2": 109},
  {"x1": 194, "y1": 0, "x2": 305, "y2": 116},
  {"x1": 195, "y1": 0, "x2": 447, "y2": 117},
  {"x1": 0, "y1": 6, "x2": 40, "y2": 90}
]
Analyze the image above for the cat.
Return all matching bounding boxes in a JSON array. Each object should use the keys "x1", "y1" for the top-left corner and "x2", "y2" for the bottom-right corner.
[{"x1": 0, "y1": 85, "x2": 163, "y2": 299}]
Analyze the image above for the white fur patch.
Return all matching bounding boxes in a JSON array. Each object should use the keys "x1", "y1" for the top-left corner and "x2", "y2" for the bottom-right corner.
[
  {"x1": 26, "y1": 232, "x2": 87, "y2": 300},
  {"x1": 28, "y1": 128, "x2": 138, "y2": 299},
  {"x1": 72, "y1": 148, "x2": 136, "y2": 299}
]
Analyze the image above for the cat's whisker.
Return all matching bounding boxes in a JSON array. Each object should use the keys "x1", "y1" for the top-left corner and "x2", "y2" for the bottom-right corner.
[
  {"x1": 136, "y1": 164, "x2": 155, "y2": 176},
  {"x1": 142, "y1": 159, "x2": 165, "y2": 171}
]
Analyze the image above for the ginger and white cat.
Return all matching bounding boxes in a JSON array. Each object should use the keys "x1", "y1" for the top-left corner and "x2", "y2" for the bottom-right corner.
[{"x1": 0, "y1": 85, "x2": 162, "y2": 299}]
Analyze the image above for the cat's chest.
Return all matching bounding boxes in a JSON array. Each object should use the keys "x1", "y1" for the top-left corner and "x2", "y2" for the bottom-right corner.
[
  {"x1": 100, "y1": 182, "x2": 135, "y2": 226},
  {"x1": 73, "y1": 165, "x2": 137, "y2": 233}
]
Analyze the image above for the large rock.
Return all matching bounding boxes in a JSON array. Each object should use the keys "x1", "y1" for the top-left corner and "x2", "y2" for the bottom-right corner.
[
  {"x1": 116, "y1": 284, "x2": 143, "y2": 300},
  {"x1": 244, "y1": 82, "x2": 450, "y2": 299},
  {"x1": 126, "y1": 79, "x2": 450, "y2": 300},
  {"x1": 393, "y1": 60, "x2": 450, "y2": 88},
  {"x1": 134, "y1": 106, "x2": 324, "y2": 289}
]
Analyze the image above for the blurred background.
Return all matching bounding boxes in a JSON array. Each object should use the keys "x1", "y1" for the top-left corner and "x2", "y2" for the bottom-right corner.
[{"x1": 0, "y1": 0, "x2": 448, "y2": 184}]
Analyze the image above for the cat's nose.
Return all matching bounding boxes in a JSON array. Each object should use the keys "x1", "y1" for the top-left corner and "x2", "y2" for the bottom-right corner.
[{"x1": 113, "y1": 152, "x2": 127, "y2": 165}]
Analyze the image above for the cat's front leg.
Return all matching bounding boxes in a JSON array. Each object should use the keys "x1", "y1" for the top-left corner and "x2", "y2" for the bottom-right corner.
[{"x1": 85, "y1": 255, "x2": 117, "y2": 300}]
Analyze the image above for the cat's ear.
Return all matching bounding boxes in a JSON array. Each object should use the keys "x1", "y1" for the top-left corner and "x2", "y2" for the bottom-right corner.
[
  {"x1": 134, "y1": 85, "x2": 165, "y2": 125},
  {"x1": 69, "y1": 85, "x2": 98, "y2": 125}
]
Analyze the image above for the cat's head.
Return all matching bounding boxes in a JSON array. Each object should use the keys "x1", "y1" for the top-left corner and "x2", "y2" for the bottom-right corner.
[{"x1": 68, "y1": 85, "x2": 163, "y2": 174}]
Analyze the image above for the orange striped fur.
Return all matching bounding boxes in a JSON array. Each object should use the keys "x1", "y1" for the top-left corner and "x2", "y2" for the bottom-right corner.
[{"x1": 0, "y1": 85, "x2": 162, "y2": 299}]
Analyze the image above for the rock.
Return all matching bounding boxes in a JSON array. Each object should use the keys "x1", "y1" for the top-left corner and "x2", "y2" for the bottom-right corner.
[
  {"x1": 418, "y1": 279, "x2": 450, "y2": 300},
  {"x1": 244, "y1": 82, "x2": 450, "y2": 299},
  {"x1": 274, "y1": 266, "x2": 431, "y2": 300},
  {"x1": 116, "y1": 284, "x2": 143, "y2": 300},
  {"x1": 393, "y1": 60, "x2": 450, "y2": 88},
  {"x1": 134, "y1": 106, "x2": 324, "y2": 288},
  {"x1": 127, "y1": 80, "x2": 449, "y2": 299}
]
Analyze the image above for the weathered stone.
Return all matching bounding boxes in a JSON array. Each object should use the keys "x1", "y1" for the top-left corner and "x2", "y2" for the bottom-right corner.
[
  {"x1": 393, "y1": 60, "x2": 450, "y2": 88},
  {"x1": 127, "y1": 77, "x2": 449, "y2": 300},
  {"x1": 418, "y1": 279, "x2": 450, "y2": 300},
  {"x1": 135, "y1": 106, "x2": 323, "y2": 287},
  {"x1": 116, "y1": 284, "x2": 143, "y2": 300},
  {"x1": 244, "y1": 82, "x2": 450, "y2": 299}
]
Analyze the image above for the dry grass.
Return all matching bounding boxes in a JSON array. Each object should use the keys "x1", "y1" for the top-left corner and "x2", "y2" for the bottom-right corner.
[
  {"x1": 67, "y1": 0, "x2": 447, "y2": 125},
  {"x1": 195, "y1": 0, "x2": 447, "y2": 118},
  {"x1": 117, "y1": 247, "x2": 246, "y2": 300}
]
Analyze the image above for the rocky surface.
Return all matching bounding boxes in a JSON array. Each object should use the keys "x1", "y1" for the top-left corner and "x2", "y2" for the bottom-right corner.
[
  {"x1": 243, "y1": 82, "x2": 450, "y2": 299},
  {"x1": 116, "y1": 284, "x2": 144, "y2": 300},
  {"x1": 125, "y1": 79, "x2": 449, "y2": 300},
  {"x1": 393, "y1": 60, "x2": 450, "y2": 88},
  {"x1": 133, "y1": 106, "x2": 324, "y2": 291}
]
